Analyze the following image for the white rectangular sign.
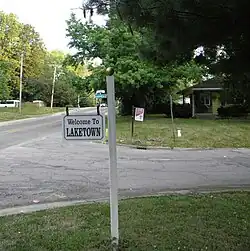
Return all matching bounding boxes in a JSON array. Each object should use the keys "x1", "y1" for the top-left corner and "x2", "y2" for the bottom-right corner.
[
  {"x1": 63, "y1": 114, "x2": 105, "y2": 140},
  {"x1": 134, "y1": 107, "x2": 144, "y2": 122}
]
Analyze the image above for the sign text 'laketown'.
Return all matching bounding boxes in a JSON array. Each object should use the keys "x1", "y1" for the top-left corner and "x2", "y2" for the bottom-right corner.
[{"x1": 63, "y1": 114, "x2": 105, "y2": 140}]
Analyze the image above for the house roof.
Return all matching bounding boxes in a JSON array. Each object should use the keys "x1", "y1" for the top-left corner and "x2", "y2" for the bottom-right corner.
[{"x1": 177, "y1": 77, "x2": 224, "y2": 95}]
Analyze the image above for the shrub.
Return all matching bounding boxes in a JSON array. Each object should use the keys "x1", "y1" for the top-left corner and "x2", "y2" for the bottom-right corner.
[
  {"x1": 217, "y1": 104, "x2": 248, "y2": 117},
  {"x1": 165, "y1": 103, "x2": 192, "y2": 118}
]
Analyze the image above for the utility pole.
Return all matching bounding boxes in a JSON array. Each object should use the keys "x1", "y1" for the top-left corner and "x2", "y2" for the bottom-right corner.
[
  {"x1": 19, "y1": 53, "x2": 24, "y2": 113},
  {"x1": 50, "y1": 65, "x2": 57, "y2": 110}
]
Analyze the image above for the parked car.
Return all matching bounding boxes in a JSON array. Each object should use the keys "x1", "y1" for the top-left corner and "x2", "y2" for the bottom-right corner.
[{"x1": 0, "y1": 100, "x2": 20, "y2": 108}]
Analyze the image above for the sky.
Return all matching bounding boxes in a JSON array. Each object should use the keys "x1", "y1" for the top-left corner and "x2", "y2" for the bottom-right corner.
[{"x1": 0, "y1": 0, "x2": 106, "y2": 52}]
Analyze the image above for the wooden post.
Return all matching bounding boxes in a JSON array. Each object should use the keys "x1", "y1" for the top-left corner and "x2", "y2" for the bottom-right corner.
[
  {"x1": 131, "y1": 105, "x2": 135, "y2": 139},
  {"x1": 192, "y1": 93, "x2": 195, "y2": 117},
  {"x1": 170, "y1": 95, "x2": 176, "y2": 144}
]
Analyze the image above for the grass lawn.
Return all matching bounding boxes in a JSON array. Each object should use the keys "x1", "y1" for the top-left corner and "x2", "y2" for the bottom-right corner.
[
  {"x1": 0, "y1": 104, "x2": 64, "y2": 122},
  {"x1": 0, "y1": 192, "x2": 249, "y2": 251},
  {"x1": 116, "y1": 115, "x2": 250, "y2": 148}
]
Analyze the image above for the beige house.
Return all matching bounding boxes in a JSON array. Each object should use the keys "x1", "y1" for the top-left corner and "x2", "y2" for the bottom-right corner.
[{"x1": 178, "y1": 78, "x2": 224, "y2": 117}]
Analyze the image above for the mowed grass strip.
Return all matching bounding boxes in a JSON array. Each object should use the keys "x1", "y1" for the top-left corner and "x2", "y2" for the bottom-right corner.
[
  {"x1": 0, "y1": 104, "x2": 64, "y2": 122},
  {"x1": 0, "y1": 192, "x2": 249, "y2": 251},
  {"x1": 116, "y1": 115, "x2": 250, "y2": 148}
]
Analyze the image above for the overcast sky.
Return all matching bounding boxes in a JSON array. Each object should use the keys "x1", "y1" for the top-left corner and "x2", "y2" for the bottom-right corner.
[{"x1": 0, "y1": 0, "x2": 106, "y2": 52}]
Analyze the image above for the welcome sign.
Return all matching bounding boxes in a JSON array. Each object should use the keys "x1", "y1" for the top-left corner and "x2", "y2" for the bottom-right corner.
[{"x1": 63, "y1": 114, "x2": 105, "y2": 140}]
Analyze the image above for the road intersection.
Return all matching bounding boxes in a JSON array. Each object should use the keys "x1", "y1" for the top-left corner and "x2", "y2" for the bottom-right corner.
[{"x1": 0, "y1": 107, "x2": 250, "y2": 209}]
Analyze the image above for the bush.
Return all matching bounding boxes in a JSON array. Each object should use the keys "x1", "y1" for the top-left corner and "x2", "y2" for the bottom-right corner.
[
  {"x1": 217, "y1": 104, "x2": 248, "y2": 117},
  {"x1": 165, "y1": 103, "x2": 192, "y2": 118}
]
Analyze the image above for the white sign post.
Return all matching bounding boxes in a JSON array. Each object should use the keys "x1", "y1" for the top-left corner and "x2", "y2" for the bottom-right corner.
[
  {"x1": 63, "y1": 114, "x2": 105, "y2": 140},
  {"x1": 106, "y1": 71, "x2": 119, "y2": 249}
]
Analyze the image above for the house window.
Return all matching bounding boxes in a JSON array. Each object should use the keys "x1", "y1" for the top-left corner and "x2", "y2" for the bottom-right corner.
[{"x1": 200, "y1": 93, "x2": 210, "y2": 106}]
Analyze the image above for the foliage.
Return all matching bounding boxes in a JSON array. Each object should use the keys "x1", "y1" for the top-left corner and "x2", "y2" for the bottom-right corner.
[
  {"x1": 67, "y1": 14, "x2": 170, "y2": 113},
  {"x1": 217, "y1": 104, "x2": 248, "y2": 118},
  {"x1": 223, "y1": 74, "x2": 250, "y2": 107},
  {"x1": 165, "y1": 103, "x2": 192, "y2": 118},
  {"x1": 0, "y1": 10, "x2": 93, "y2": 108},
  {"x1": 0, "y1": 59, "x2": 11, "y2": 100},
  {"x1": 25, "y1": 50, "x2": 93, "y2": 107},
  {"x1": 19, "y1": 24, "x2": 47, "y2": 78},
  {"x1": 84, "y1": 0, "x2": 250, "y2": 108},
  {"x1": 29, "y1": 51, "x2": 72, "y2": 106},
  {"x1": 66, "y1": 14, "x2": 205, "y2": 114},
  {"x1": 84, "y1": 1, "x2": 250, "y2": 65},
  {"x1": 0, "y1": 11, "x2": 46, "y2": 98}
]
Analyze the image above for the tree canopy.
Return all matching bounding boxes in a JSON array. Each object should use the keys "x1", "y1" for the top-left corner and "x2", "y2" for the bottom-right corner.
[
  {"x1": 0, "y1": 11, "x2": 46, "y2": 98},
  {"x1": 82, "y1": 0, "x2": 250, "y2": 106},
  {"x1": 0, "y1": 10, "x2": 93, "y2": 107},
  {"x1": 66, "y1": 13, "x2": 205, "y2": 113},
  {"x1": 83, "y1": 1, "x2": 250, "y2": 69}
]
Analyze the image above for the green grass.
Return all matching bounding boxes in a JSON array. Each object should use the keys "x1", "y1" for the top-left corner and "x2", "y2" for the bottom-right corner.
[
  {"x1": 0, "y1": 104, "x2": 64, "y2": 122},
  {"x1": 116, "y1": 114, "x2": 250, "y2": 148},
  {"x1": 0, "y1": 192, "x2": 249, "y2": 251}
]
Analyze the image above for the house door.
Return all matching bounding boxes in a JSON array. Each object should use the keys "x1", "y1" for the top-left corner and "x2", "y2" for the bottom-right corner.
[{"x1": 199, "y1": 92, "x2": 212, "y2": 113}]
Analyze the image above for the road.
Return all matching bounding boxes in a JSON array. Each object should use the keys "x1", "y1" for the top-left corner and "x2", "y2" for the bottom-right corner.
[
  {"x1": 0, "y1": 107, "x2": 250, "y2": 209},
  {"x1": 0, "y1": 108, "x2": 96, "y2": 149}
]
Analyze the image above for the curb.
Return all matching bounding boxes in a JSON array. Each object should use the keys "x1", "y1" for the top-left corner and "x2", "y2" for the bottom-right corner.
[
  {"x1": 95, "y1": 141, "x2": 249, "y2": 151},
  {"x1": 1, "y1": 187, "x2": 250, "y2": 217},
  {"x1": 0, "y1": 197, "x2": 109, "y2": 217}
]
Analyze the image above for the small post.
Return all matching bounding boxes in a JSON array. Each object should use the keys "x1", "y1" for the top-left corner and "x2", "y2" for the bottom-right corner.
[
  {"x1": 177, "y1": 128, "x2": 182, "y2": 137},
  {"x1": 106, "y1": 67, "x2": 119, "y2": 250},
  {"x1": 131, "y1": 105, "x2": 135, "y2": 139},
  {"x1": 170, "y1": 94, "x2": 176, "y2": 144},
  {"x1": 192, "y1": 93, "x2": 195, "y2": 117},
  {"x1": 97, "y1": 104, "x2": 100, "y2": 115},
  {"x1": 66, "y1": 106, "x2": 69, "y2": 116}
]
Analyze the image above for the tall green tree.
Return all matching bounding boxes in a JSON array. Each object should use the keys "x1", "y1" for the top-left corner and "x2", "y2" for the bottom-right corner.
[
  {"x1": 0, "y1": 11, "x2": 47, "y2": 98},
  {"x1": 0, "y1": 59, "x2": 11, "y2": 100},
  {"x1": 0, "y1": 11, "x2": 21, "y2": 58},
  {"x1": 67, "y1": 15, "x2": 170, "y2": 111},
  {"x1": 24, "y1": 50, "x2": 93, "y2": 107},
  {"x1": 19, "y1": 24, "x2": 46, "y2": 78},
  {"x1": 84, "y1": 1, "x2": 250, "y2": 65},
  {"x1": 83, "y1": 0, "x2": 250, "y2": 107},
  {"x1": 66, "y1": 14, "x2": 204, "y2": 113}
]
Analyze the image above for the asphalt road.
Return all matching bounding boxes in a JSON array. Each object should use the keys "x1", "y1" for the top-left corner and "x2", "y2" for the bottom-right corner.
[
  {"x1": 0, "y1": 107, "x2": 97, "y2": 149},
  {"x1": 0, "y1": 108, "x2": 250, "y2": 209}
]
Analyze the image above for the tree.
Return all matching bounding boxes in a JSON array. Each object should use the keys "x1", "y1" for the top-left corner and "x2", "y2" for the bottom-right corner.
[
  {"x1": 66, "y1": 14, "x2": 170, "y2": 113},
  {"x1": 83, "y1": 1, "x2": 250, "y2": 64},
  {"x1": 0, "y1": 11, "x2": 22, "y2": 97},
  {"x1": 0, "y1": 10, "x2": 93, "y2": 107},
  {"x1": 0, "y1": 12, "x2": 21, "y2": 58},
  {"x1": 23, "y1": 50, "x2": 93, "y2": 107},
  {"x1": 83, "y1": 0, "x2": 250, "y2": 107},
  {"x1": 66, "y1": 13, "x2": 205, "y2": 113},
  {"x1": 0, "y1": 59, "x2": 11, "y2": 100},
  {"x1": 19, "y1": 24, "x2": 46, "y2": 78},
  {"x1": 0, "y1": 11, "x2": 46, "y2": 98}
]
